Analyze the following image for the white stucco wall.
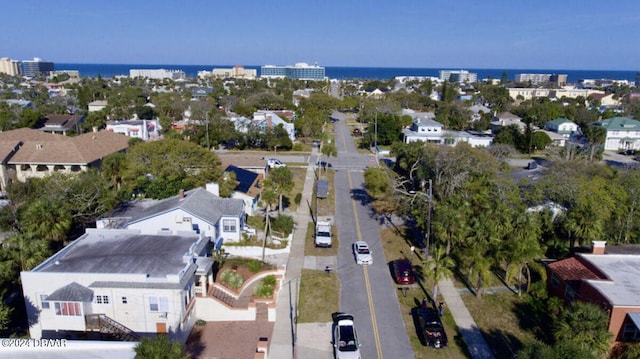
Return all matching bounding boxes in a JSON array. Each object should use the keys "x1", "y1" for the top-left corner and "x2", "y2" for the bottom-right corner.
[{"x1": 20, "y1": 268, "x2": 196, "y2": 342}]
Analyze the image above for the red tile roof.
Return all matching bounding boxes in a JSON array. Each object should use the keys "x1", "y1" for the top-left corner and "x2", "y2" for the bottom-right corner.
[{"x1": 548, "y1": 257, "x2": 605, "y2": 281}]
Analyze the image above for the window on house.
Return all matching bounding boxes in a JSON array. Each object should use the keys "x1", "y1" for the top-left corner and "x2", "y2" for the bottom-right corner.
[
  {"x1": 54, "y1": 302, "x2": 82, "y2": 316},
  {"x1": 223, "y1": 219, "x2": 236, "y2": 232},
  {"x1": 565, "y1": 286, "x2": 575, "y2": 302},
  {"x1": 96, "y1": 295, "x2": 109, "y2": 304},
  {"x1": 550, "y1": 273, "x2": 560, "y2": 288},
  {"x1": 122, "y1": 297, "x2": 128, "y2": 304},
  {"x1": 40, "y1": 294, "x2": 49, "y2": 309},
  {"x1": 148, "y1": 296, "x2": 169, "y2": 312},
  {"x1": 623, "y1": 323, "x2": 640, "y2": 341}
]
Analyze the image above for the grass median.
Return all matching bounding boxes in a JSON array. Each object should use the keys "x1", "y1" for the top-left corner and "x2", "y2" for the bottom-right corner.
[{"x1": 297, "y1": 268, "x2": 340, "y2": 323}]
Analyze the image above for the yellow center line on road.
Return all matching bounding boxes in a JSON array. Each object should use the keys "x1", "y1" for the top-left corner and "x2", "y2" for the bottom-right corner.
[{"x1": 348, "y1": 171, "x2": 383, "y2": 359}]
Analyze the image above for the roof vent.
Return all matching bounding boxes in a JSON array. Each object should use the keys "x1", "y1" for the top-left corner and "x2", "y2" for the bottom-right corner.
[{"x1": 54, "y1": 260, "x2": 60, "y2": 265}]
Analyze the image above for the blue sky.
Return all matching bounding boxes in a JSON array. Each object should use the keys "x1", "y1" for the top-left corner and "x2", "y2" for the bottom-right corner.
[{"x1": 2, "y1": 0, "x2": 639, "y2": 70}]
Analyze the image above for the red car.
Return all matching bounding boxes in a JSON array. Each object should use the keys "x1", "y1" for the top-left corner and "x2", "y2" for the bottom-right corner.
[{"x1": 392, "y1": 259, "x2": 415, "y2": 285}]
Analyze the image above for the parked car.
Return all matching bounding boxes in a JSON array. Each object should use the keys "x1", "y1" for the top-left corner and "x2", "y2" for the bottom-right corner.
[
  {"x1": 352, "y1": 128, "x2": 361, "y2": 135},
  {"x1": 266, "y1": 158, "x2": 286, "y2": 169},
  {"x1": 392, "y1": 259, "x2": 415, "y2": 285},
  {"x1": 314, "y1": 220, "x2": 332, "y2": 247},
  {"x1": 332, "y1": 312, "x2": 361, "y2": 359},
  {"x1": 418, "y1": 308, "x2": 448, "y2": 348},
  {"x1": 353, "y1": 241, "x2": 373, "y2": 265}
]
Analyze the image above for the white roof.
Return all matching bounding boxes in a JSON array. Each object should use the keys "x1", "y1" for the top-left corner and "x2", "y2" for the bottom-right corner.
[
  {"x1": 581, "y1": 254, "x2": 640, "y2": 306},
  {"x1": 0, "y1": 340, "x2": 136, "y2": 359}
]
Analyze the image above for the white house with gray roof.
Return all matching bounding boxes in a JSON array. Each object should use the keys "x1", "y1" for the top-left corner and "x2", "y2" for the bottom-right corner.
[
  {"x1": 588, "y1": 117, "x2": 640, "y2": 151},
  {"x1": 96, "y1": 183, "x2": 246, "y2": 244},
  {"x1": 402, "y1": 112, "x2": 493, "y2": 147},
  {"x1": 546, "y1": 118, "x2": 579, "y2": 138},
  {"x1": 21, "y1": 229, "x2": 209, "y2": 343}
]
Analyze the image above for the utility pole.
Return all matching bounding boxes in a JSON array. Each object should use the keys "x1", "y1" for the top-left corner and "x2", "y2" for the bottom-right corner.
[
  {"x1": 205, "y1": 112, "x2": 210, "y2": 150},
  {"x1": 425, "y1": 179, "x2": 432, "y2": 258},
  {"x1": 374, "y1": 111, "x2": 378, "y2": 152}
]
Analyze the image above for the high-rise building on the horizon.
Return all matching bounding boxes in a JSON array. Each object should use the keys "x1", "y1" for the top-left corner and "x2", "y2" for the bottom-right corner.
[
  {"x1": 0, "y1": 57, "x2": 22, "y2": 76},
  {"x1": 129, "y1": 68, "x2": 185, "y2": 80},
  {"x1": 198, "y1": 65, "x2": 257, "y2": 80},
  {"x1": 439, "y1": 69, "x2": 477, "y2": 83},
  {"x1": 21, "y1": 57, "x2": 54, "y2": 77},
  {"x1": 260, "y1": 62, "x2": 325, "y2": 80},
  {"x1": 515, "y1": 73, "x2": 567, "y2": 86}
]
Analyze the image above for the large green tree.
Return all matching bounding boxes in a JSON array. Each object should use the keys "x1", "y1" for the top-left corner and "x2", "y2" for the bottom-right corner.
[{"x1": 123, "y1": 138, "x2": 223, "y2": 199}]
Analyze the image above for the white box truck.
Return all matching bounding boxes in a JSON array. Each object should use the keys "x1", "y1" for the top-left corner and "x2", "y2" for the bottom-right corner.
[{"x1": 315, "y1": 220, "x2": 332, "y2": 247}]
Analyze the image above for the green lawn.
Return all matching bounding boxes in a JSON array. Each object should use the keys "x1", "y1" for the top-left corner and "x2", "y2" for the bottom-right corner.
[
  {"x1": 304, "y1": 222, "x2": 339, "y2": 256},
  {"x1": 297, "y1": 269, "x2": 340, "y2": 323}
]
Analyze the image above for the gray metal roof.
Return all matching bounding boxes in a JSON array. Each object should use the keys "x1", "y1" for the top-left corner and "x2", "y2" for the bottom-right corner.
[
  {"x1": 35, "y1": 229, "x2": 200, "y2": 278},
  {"x1": 46, "y1": 282, "x2": 93, "y2": 302},
  {"x1": 581, "y1": 254, "x2": 640, "y2": 306},
  {"x1": 107, "y1": 187, "x2": 244, "y2": 225}
]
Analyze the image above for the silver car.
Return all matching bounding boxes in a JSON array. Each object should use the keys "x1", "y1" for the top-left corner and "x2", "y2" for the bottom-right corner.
[
  {"x1": 353, "y1": 241, "x2": 373, "y2": 265},
  {"x1": 332, "y1": 312, "x2": 361, "y2": 359}
]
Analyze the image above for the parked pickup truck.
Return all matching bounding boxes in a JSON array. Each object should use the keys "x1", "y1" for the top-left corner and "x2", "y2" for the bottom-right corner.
[{"x1": 315, "y1": 220, "x2": 332, "y2": 247}]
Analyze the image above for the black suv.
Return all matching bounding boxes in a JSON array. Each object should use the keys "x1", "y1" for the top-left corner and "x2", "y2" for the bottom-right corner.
[{"x1": 418, "y1": 308, "x2": 448, "y2": 348}]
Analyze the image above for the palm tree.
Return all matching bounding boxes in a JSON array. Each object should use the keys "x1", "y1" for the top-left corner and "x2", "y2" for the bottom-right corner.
[
  {"x1": 320, "y1": 141, "x2": 337, "y2": 173},
  {"x1": 432, "y1": 197, "x2": 468, "y2": 256},
  {"x1": 0, "y1": 232, "x2": 51, "y2": 283},
  {"x1": 423, "y1": 245, "x2": 454, "y2": 303},
  {"x1": 504, "y1": 214, "x2": 544, "y2": 295},
  {"x1": 134, "y1": 335, "x2": 189, "y2": 359},
  {"x1": 21, "y1": 199, "x2": 72, "y2": 245},
  {"x1": 265, "y1": 167, "x2": 293, "y2": 214},
  {"x1": 553, "y1": 301, "x2": 613, "y2": 358}
]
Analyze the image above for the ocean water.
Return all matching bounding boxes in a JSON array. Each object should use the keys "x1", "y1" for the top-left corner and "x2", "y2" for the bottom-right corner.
[{"x1": 54, "y1": 63, "x2": 638, "y2": 83}]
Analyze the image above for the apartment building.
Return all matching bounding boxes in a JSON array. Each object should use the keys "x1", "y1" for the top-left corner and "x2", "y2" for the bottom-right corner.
[
  {"x1": 260, "y1": 62, "x2": 325, "y2": 80},
  {"x1": 198, "y1": 65, "x2": 257, "y2": 80},
  {"x1": 22, "y1": 57, "x2": 54, "y2": 77},
  {"x1": 0, "y1": 57, "x2": 21, "y2": 76},
  {"x1": 129, "y1": 69, "x2": 185, "y2": 80},
  {"x1": 438, "y1": 69, "x2": 477, "y2": 83}
]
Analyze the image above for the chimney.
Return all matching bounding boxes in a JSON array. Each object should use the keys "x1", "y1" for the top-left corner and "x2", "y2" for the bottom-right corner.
[
  {"x1": 206, "y1": 183, "x2": 220, "y2": 196},
  {"x1": 179, "y1": 189, "x2": 185, "y2": 200},
  {"x1": 267, "y1": 114, "x2": 272, "y2": 129},
  {"x1": 591, "y1": 241, "x2": 606, "y2": 255}
]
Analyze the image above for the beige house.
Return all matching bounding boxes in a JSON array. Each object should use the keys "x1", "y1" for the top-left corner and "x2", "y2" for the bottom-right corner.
[{"x1": 0, "y1": 128, "x2": 129, "y2": 190}]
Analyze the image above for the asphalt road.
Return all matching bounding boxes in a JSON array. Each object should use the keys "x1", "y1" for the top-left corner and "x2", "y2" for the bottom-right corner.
[{"x1": 331, "y1": 112, "x2": 414, "y2": 359}]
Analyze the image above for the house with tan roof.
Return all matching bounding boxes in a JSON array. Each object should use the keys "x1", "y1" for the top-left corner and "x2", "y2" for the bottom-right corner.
[{"x1": 0, "y1": 128, "x2": 129, "y2": 190}]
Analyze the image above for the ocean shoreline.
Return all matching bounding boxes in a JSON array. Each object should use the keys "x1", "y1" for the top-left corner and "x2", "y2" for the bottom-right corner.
[{"x1": 54, "y1": 63, "x2": 638, "y2": 83}]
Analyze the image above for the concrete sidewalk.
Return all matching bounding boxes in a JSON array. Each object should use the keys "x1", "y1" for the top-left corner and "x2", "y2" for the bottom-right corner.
[
  {"x1": 439, "y1": 278, "x2": 495, "y2": 359},
  {"x1": 269, "y1": 149, "x2": 332, "y2": 359}
]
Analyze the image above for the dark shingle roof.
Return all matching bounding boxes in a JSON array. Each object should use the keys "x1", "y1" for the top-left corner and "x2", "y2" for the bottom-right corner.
[{"x1": 46, "y1": 282, "x2": 93, "y2": 302}]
